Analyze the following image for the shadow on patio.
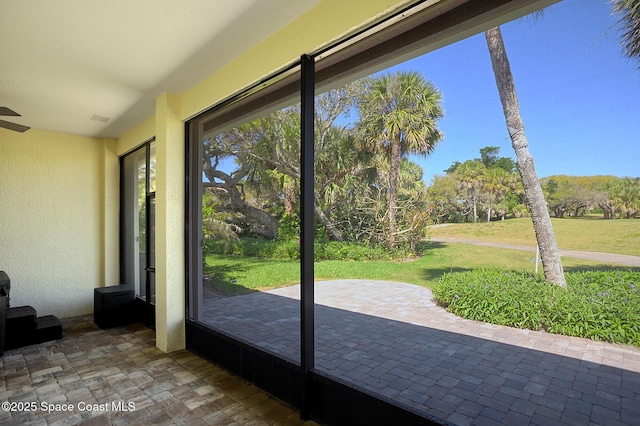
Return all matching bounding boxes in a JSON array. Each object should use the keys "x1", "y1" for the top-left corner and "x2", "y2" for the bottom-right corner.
[{"x1": 202, "y1": 280, "x2": 640, "y2": 426}]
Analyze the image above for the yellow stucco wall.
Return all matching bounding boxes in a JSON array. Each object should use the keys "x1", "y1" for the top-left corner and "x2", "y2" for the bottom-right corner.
[
  {"x1": 117, "y1": 116, "x2": 155, "y2": 156},
  {"x1": 0, "y1": 128, "x2": 119, "y2": 318},
  {"x1": 100, "y1": 138, "x2": 120, "y2": 287},
  {"x1": 182, "y1": 0, "x2": 416, "y2": 120},
  {"x1": 154, "y1": 93, "x2": 185, "y2": 353}
]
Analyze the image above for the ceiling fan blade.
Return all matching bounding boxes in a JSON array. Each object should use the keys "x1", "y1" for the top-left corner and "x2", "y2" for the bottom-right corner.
[
  {"x1": 0, "y1": 119, "x2": 30, "y2": 133},
  {"x1": 0, "y1": 107, "x2": 21, "y2": 117}
]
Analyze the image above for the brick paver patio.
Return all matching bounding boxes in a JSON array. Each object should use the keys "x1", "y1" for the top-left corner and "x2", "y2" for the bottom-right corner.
[
  {"x1": 2, "y1": 281, "x2": 637, "y2": 425},
  {"x1": 203, "y1": 279, "x2": 640, "y2": 425},
  {"x1": 0, "y1": 317, "x2": 318, "y2": 426}
]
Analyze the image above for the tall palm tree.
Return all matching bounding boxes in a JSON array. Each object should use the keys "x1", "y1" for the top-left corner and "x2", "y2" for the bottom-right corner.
[
  {"x1": 359, "y1": 71, "x2": 444, "y2": 247},
  {"x1": 485, "y1": 26, "x2": 566, "y2": 286},
  {"x1": 484, "y1": 167, "x2": 511, "y2": 223},
  {"x1": 612, "y1": 0, "x2": 640, "y2": 66}
]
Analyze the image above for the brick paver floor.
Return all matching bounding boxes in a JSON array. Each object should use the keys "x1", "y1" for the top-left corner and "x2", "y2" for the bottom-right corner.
[
  {"x1": 0, "y1": 317, "x2": 318, "y2": 426},
  {"x1": 203, "y1": 279, "x2": 640, "y2": 426}
]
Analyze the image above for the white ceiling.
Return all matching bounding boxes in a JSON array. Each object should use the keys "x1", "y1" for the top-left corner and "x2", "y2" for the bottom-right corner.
[{"x1": 0, "y1": 0, "x2": 319, "y2": 138}]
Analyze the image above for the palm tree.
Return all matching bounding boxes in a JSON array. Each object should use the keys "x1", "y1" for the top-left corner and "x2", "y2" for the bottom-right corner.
[
  {"x1": 484, "y1": 167, "x2": 511, "y2": 223},
  {"x1": 485, "y1": 26, "x2": 566, "y2": 287},
  {"x1": 455, "y1": 160, "x2": 487, "y2": 224},
  {"x1": 612, "y1": 0, "x2": 640, "y2": 66},
  {"x1": 359, "y1": 71, "x2": 444, "y2": 247}
]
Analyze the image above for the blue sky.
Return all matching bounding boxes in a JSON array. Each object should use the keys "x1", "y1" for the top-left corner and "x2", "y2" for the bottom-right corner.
[{"x1": 384, "y1": 0, "x2": 639, "y2": 183}]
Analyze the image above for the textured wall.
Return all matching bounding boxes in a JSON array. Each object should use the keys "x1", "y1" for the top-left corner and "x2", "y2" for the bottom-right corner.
[
  {"x1": 154, "y1": 93, "x2": 185, "y2": 352},
  {"x1": 0, "y1": 128, "x2": 117, "y2": 318}
]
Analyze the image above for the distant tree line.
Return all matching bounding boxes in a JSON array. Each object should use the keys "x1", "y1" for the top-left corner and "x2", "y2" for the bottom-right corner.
[
  {"x1": 427, "y1": 148, "x2": 640, "y2": 223},
  {"x1": 427, "y1": 146, "x2": 528, "y2": 223},
  {"x1": 541, "y1": 175, "x2": 640, "y2": 219}
]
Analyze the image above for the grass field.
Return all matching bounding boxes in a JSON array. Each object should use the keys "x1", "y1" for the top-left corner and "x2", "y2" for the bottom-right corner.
[
  {"x1": 428, "y1": 217, "x2": 640, "y2": 256},
  {"x1": 205, "y1": 237, "x2": 637, "y2": 295}
]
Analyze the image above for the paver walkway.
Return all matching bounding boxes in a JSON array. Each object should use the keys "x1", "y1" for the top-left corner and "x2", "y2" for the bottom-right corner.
[
  {"x1": 203, "y1": 280, "x2": 640, "y2": 425},
  {"x1": 430, "y1": 237, "x2": 640, "y2": 267}
]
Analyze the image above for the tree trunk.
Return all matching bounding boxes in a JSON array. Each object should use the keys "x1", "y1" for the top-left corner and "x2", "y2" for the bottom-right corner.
[
  {"x1": 205, "y1": 185, "x2": 280, "y2": 239},
  {"x1": 202, "y1": 166, "x2": 279, "y2": 240},
  {"x1": 284, "y1": 183, "x2": 296, "y2": 215},
  {"x1": 235, "y1": 202, "x2": 280, "y2": 239},
  {"x1": 599, "y1": 200, "x2": 616, "y2": 219},
  {"x1": 485, "y1": 26, "x2": 566, "y2": 287},
  {"x1": 472, "y1": 192, "x2": 477, "y2": 223},
  {"x1": 314, "y1": 203, "x2": 343, "y2": 241},
  {"x1": 388, "y1": 136, "x2": 400, "y2": 247}
]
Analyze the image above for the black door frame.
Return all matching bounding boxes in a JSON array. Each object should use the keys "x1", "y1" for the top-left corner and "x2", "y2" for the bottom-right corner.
[{"x1": 119, "y1": 138, "x2": 156, "y2": 329}]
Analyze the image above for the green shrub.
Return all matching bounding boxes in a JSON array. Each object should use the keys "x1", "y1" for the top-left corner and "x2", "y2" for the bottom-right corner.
[
  {"x1": 203, "y1": 237, "x2": 243, "y2": 256},
  {"x1": 205, "y1": 237, "x2": 416, "y2": 261},
  {"x1": 433, "y1": 270, "x2": 640, "y2": 347},
  {"x1": 277, "y1": 214, "x2": 300, "y2": 241}
]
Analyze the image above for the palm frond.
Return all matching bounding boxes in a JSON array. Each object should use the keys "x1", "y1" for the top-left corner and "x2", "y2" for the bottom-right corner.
[{"x1": 612, "y1": 0, "x2": 640, "y2": 65}]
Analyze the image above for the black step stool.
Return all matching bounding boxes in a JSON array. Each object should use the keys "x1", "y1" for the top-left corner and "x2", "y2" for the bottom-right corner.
[
  {"x1": 0, "y1": 271, "x2": 63, "y2": 354},
  {"x1": 6, "y1": 306, "x2": 62, "y2": 350}
]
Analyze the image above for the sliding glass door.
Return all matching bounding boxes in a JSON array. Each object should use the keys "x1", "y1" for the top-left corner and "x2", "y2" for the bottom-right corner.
[{"x1": 121, "y1": 140, "x2": 156, "y2": 327}]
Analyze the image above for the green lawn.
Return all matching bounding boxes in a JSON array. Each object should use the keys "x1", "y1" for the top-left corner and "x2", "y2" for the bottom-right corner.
[
  {"x1": 205, "y1": 240, "x2": 637, "y2": 295},
  {"x1": 428, "y1": 217, "x2": 640, "y2": 256}
]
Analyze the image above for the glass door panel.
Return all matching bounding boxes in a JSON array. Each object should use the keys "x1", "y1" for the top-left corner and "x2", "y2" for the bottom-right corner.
[
  {"x1": 122, "y1": 146, "x2": 146, "y2": 298},
  {"x1": 121, "y1": 140, "x2": 156, "y2": 328}
]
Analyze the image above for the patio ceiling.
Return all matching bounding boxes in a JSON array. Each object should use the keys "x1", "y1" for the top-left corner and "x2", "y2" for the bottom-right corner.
[{"x1": 0, "y1": 0, "x2": 319, "y2": 138}]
